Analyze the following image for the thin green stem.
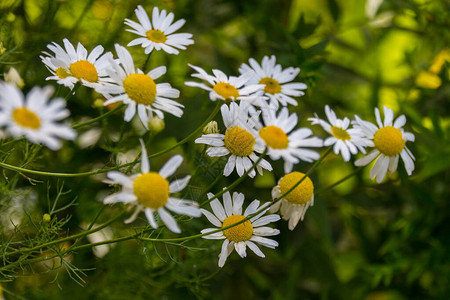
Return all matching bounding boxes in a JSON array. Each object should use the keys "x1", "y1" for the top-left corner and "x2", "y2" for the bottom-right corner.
[
  {"x1": 141, "y1": 53, "x2": 152, "y2": 73},
  {"x1": 5, "y1": 147, "x2": 333, "y2": 266},
  {"x1": 315, "y1": 167, "x2": 361, "y2": 195},
  {"x1": 200, "y1": 149, "x2": 267, "y2": 206},
  {"x1": 72, "y1": 104, "x2": 125, "y2": 129},
  {"x1": 3, "y1": 212, "x2": 126, "y2": 258},
  {"x1": 65, "y1": 83, "x2": 79, "y2": 101},
  {"x1": 0, "y1": 102, "x2": 221, "y2": 178},
  {"x1": 275, "y1": 147, "x2": 333, "y2": 201}
]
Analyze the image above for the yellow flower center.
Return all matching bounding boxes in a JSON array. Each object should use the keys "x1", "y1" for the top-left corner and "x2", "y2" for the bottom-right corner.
[
  {"x1": 12, "y1": 107, "x2": 41, "y2": 129},
  {"x1": 331, "y1": 126, "x2": 351, "y2": 141},
  {"x1": 123, "y1": 73, "x2": 157, "y2": 105},
  {"x1": 259, "y1": 125, "x2": 289, "y2": 149},
  {"x1": 69, "y1": 60, "x2": 98, "y2": 82},
  {"x1": 279, "y1": 171, "x2": 314, "y2": 205},
  {"x1": 373, "y1": 126, "x2": 405, "y2": 156},
  {"x1": 222, "y1": 215, "x2": 253, "y2": 242},
  {"x1": 133, "y1": 172, "x2": 169, "y2": 210},
  {"x1": 146, "y1": 29, "x2": 167, "y2": 43},
  {"x1": 259, "y1": 77, "x2": 282, "y2": 94},
  {"x1": 55, "y1": 67, "x2": 70, "y2": 79},
  {"x1": 213, "y1": 82, "x2": 240, "y2": 100},
  {"x1": 224, "y1": 126, "x2": 255, "y2": 157}
]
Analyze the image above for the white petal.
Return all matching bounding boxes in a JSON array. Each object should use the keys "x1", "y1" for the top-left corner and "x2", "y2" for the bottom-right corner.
[
  {"x1": 200, "y1": 208, "x2": 222, "y2": 227},
  {"x1": 139, "y1": 138, "x2": 150, "y2": 173},
  {"x1": 252, "y1": 214, "x2": 280, "y2": 227},
  {"x1": 159, "y1": 154, "x2": 183, "y2": 178},
  {"x1": 246, "y1": 241, "x2": 265, "y2": 258},
  {"x1": 145, "y1": 208, "x2": 158, "y2": 228},
  {"x1": 218, "y1": 239, "x2": 231, "y2": 267},
  {"x1": 158, "y1": 207, "x2": 181, "y2": 233},
  {"x1": 169, "y1": 175, "x2": 191, "y2": 193},
  {"x1": 210, "y1": 199, "x2": 227, "y2": 222},
  {"x1": 223, "y1": 191, "x2": 233, "y2": 217},
  {"x1": 234, "y1": 241, "x2": 247, "y2": 258}
]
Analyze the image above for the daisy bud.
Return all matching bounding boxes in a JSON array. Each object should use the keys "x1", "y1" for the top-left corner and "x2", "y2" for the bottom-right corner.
[
  {"x1": 203, "y1": 121, "x2": 219, "y2": 134},
  {"x1": 43, "y1": 213, "x2": 51, "y2": 223},
  {"x1": 148, "y1": 116, "x2": 165, "y2": 134},
  {"x1": 0, "y1": 42, "x2": 5, "y2": 55},
  {"x1": 4, "y1": 67, "x2": 24, "y2": 88}
]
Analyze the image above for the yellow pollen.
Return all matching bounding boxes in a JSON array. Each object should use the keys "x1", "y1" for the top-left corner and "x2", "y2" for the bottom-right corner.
[
  {"x1": 133, "y1": 172, "x2": 169, "y2": 210},
  {"x1": 373, "y1": 126, "x2": 405, "y2": 156},
  {"x1": 279, "y1": 172, "x2": 314, "y2": 205},
  {"x1": 69, "y1": 60, "x2": 98, "y2": 82},
  {"x1": 222, "y1": 215, "x2": 253, "y2": 242},
  {"x1": 12, "y1": 107, "x2": 41, "y2": 129},
  {"x1": 259, "y1": 125, "x2": 289, "y2": 149},
  {"x1": 224, "y1": 126, "x2": 255, "y2": 157},
  {"x1": 213, "y1": 82, "x2": 240, "y2": 100},
  {"x1": 55, "y1": 67, "x2": 70, "y2": 79},
  {"x1": 331, "y1": 126, "x2": 351, "y2": 141},
  {"x1": 123, "y1": 73, "x2": 157, "y2": 105},
  {"x1": 146, "y1": 29, "x2": 167, "y2": 43},
  {"x1": 259, "y1": 77, "x2": 282, "y2": 94}
]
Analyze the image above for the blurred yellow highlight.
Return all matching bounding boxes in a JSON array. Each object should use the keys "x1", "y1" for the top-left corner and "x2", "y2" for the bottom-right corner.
[
  {"x1": 92, "y1": 0, "x2": 113, "y2": 20},
  {"x1": 416, "y1": 48, "x2": 449, "y2": 89}
]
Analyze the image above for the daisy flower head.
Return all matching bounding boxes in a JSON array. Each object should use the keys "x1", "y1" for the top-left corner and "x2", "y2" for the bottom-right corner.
[
  {"x1": 195, "y1": 102, "x2": 272, "y2": 178},
  {"x1": 353, "y1": 106, "x2": 415, "y2": 183},
  {"x1": 40, "y1": 38, "x2": 113, "y2": 90},
  {"x1": 308, "y1": 105, "x2": 372, "y2": 162},
  {"x1": 125, "y1": 5, "x2": 194, "y2": 55},
  {"x1": 201, "y1": 191, "x2": 280, "y2": 267},
  {"x1": 239, "y1": 55, "x2": 307, "y2": 109},
  {"x1": 103, "y1": 139, "x2": 201, "y2": 233},
  {"x1": 270, "y1": 171, "x2": 314, "y2": 230},
  {"x1": 256, "y1": 106, "x2": 323, "y2": 173},
  {"x1": 97, "y1": 44, "x2": 183, "y2": 129},
  {"x1": 185, "y1": 64, "x2": 265, "y2": 106},
  {"x1": 0, "y1": 83, "x2": 76, "y2": 150}
]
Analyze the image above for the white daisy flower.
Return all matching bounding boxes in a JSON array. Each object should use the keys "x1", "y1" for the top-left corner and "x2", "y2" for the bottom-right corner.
[
  {"x1": 239, "y1": 55, "x2": 307, "y2": 109},
  {"x1": 195, "y1": 102, "x2": 272, "y2": 178},
  {"x1": 40, "y1": 38, "x2": 113, "y2": 90},
  {"x1": 97, "y1": 44, "x2": 183, "y2": 129},
  {"x1": 353, "y1": 106, "x2": 415, "y2": 183},
  {"x1": 103, "y1": 140, "x2": 201, "y2": 233},
  {"x1": 256, "y1": 106, "x2": 323, "y2": 173},
  {"x1": 0, "y1": 83, "x2": 76, "y2": 150},
  {"x1": 201, "y1": 191, "x2": 280, "y2": 267},
  {"x1": 125, "y1": 5, "x2": 194, "y2": 55},
  {"x1": 270, "y1": 171, "x2": 314, "y2": 230},
  {"x1": 185, "y1": 64, "x2": 265, "y2": 105},
  {"x1": 308, "y1": 105, "x2": 372, "y2": 162}
]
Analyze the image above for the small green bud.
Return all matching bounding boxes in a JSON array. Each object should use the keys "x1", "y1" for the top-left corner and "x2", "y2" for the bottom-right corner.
[
  {"x1": 148, "y1": 116, "x2": 165, "y2": 134},
  {"x1": 43, "y1": 213, "x2": 51, "y2": 223},
  {"x1": 4, "y1": 67, "x2": 24, "y2": 88},
  {"x1": 203, "y1": 121, "x2": 219, "y2": 134},
  {"x1": 0, "y1": 42, "x2": 6, "y2": 55}
]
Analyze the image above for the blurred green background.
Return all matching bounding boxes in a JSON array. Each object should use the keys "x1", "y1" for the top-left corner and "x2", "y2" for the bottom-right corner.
[{"x1": 0, "y1": 0, "x2": 449, "y2": 299}]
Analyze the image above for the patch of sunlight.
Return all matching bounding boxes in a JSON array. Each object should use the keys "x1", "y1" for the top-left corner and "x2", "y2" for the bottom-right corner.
[
  {"x1": 379, "y1": 88, "x2": 399, "y2": 113},
  {"x1": 377, "y1": 30, "x2": 419, "y2": 83}
]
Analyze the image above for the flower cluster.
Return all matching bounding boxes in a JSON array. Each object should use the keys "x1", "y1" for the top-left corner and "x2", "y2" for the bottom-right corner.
[{"x1": 0, "y1": 5, "x2": 416, "y2": 269}]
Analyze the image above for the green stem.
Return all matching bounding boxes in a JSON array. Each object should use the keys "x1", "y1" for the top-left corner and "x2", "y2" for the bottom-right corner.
[
  {"x1": 275, "y1": 147, "x2": 333, "y2": 201},
  {"x1": 65, "y1": 83, "x2": 80, "y2": 101},
  {"x1": 72, "y1": 104, "x2": 125, "y2": 129},
  {"x1": 315, "y1": 167, "x2": 361, "y2": 195},
  {"x1": 3, "y1": 147, "x2": 333, "y2": 268},
  {"x1": 0, "y1": 102, "x2": 221, "y2": 178},
  {"x1": 200, "y1": 149, "x2": 267, "y2": 206},
  {"x1": 3, "y1": 212, "x2": 125, "y2": 259}
]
